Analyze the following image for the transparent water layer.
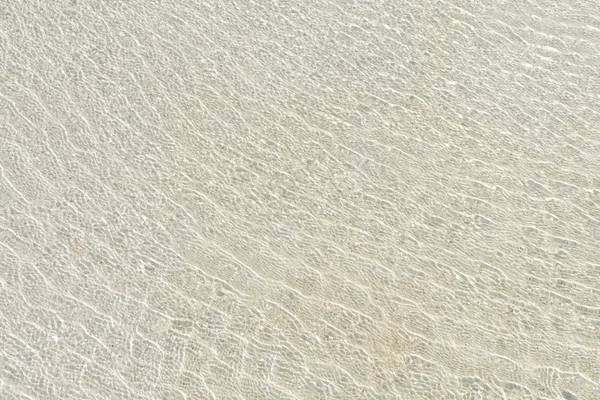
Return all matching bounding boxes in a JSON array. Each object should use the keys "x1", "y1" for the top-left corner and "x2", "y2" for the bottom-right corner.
[{"x1": 1, "y1": 0, "x2": 599, "y2": 399}]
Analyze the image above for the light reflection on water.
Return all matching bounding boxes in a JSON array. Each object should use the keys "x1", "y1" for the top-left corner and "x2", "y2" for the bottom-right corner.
[{"x1": 1, "y1": 0, "x2": 599, "y2": 399}]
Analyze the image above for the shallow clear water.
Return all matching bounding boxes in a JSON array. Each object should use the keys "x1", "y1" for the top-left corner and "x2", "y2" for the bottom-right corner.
[{"x1": 1, "y1": 0, "x2": 600, "y2": 399}]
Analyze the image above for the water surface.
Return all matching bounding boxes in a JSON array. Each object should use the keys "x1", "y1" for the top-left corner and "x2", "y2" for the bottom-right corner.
[{"x1": 1, "y1": 0, "x2": 600, "y2": 399}]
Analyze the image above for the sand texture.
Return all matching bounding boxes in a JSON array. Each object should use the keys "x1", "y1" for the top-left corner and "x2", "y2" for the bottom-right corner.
[{"x1": 1, "y1": 0, "x2": 600, "y2": 399}]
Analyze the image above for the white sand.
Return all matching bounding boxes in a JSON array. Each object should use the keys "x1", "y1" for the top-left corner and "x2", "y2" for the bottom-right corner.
[{"x1": 1, "y1": 0, "x2": 599, "y2": 399}]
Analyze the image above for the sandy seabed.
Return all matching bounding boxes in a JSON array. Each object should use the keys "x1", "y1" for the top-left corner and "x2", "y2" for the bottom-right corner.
[{"x1": 1, "y1": 0, "x2": 600, "y2": 399}]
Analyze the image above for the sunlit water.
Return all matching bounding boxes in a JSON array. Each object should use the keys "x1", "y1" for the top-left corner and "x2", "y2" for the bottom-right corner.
[{"x1": 1, "y1": 0, "x2": 600, "y2": 399}]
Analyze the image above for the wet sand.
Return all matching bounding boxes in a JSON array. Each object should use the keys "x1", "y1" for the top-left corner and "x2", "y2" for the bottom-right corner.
[{"x1": 1, "y1": 0, "x2": 600, "y2": 399}]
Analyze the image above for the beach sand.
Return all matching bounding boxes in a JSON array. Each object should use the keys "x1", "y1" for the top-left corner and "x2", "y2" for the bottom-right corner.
[{"x1": 1, "y1": 0, "x2": 599, "y2": 398}]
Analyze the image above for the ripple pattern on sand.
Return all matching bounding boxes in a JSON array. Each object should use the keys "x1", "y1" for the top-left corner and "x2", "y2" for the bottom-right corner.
[{"x1": 1, "y1": 0, "x2": 600, "y2": 399}]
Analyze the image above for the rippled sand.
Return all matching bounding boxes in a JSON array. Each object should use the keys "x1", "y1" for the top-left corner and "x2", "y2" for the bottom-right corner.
[{"x1": 1, "y1": 0, "x2": 600, "y2": 399}]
